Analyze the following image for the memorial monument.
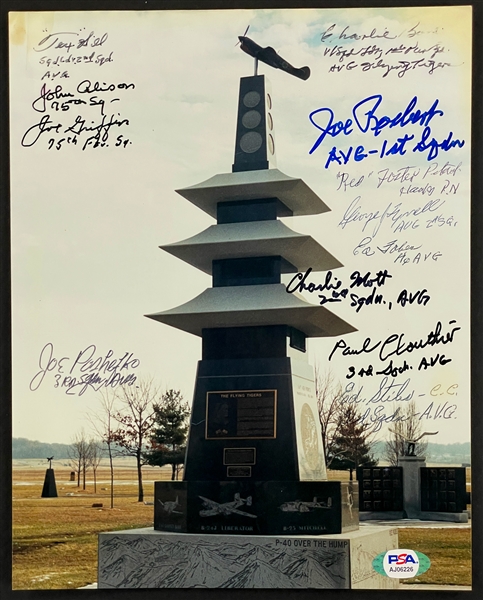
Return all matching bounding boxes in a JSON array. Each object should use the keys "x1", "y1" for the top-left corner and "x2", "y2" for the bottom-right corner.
[
  {"x1": 41, "y1": 456, "x2": 58, "y2": 498},
  {"x1": 147, "y1": 37, "x2": 357, "y2": 537},
  {"x1": 98, "y1": 35, "x2": 399, "y2": 589}
]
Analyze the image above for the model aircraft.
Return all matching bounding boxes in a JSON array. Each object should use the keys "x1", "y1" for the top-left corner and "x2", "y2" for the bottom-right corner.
[
  {"x1": 158, "y1": 496, "x2": 182, "y2": 515},
  {"x1": 199, "y1": 493, "x2": 257, "y2": 518},
  {"x1": 237, "y1": 27, "x2": 310, "y2": 80},
  {"x1": 280, "y1": 496, "x2": 333, "y2": 512}
]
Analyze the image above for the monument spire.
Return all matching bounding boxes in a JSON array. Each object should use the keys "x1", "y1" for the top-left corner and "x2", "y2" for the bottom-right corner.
[{"x1": 232, "y1": 74, "x2": 276, "y2": 173}]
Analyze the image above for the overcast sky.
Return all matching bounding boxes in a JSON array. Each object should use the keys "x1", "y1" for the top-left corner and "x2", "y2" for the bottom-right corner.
[{"x1": 10, "y1": 6, "x2": 471, "y2": 445}]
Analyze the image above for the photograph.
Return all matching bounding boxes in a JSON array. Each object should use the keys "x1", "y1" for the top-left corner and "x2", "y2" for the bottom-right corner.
[{"x1": 7, "y1": 3, "x2": 475, "y2": 594}]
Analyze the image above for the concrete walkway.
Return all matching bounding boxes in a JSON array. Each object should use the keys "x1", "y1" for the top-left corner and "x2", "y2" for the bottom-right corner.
[{"x1": 361, "y1": 519, "x2": 470, "y2": 528}]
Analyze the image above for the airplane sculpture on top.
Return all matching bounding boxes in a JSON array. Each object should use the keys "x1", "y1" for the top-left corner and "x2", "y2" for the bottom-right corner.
[
  {"x1": 237, "y1": 26, "x2": 310, "y2": 80},
  {"x1": 388, "y1": 429, "x2": 439, "y2": 457}
]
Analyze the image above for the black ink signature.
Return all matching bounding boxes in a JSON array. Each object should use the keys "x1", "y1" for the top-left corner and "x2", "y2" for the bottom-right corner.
[
  {"x1": 64, "y1": 113, "x2": 130, "y2": 149},
  {"x1": 76, "y1": 80, "x2": 135, "y2": 94},
  {"x1": 328, "y1": 319, "x2": 460, "y2": 363},
  {"x1": 21, "y1": 114, "x2": 63, "y2": 147},
  {"x1": 31, "y1": 83, "x2": 74, "y2": 112}
]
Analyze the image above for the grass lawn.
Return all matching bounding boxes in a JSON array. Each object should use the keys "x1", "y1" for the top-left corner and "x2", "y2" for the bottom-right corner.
[
  {"x1": 399, "y1": 528, "x2": 471, "y2": 587},
  {"x1": 13, "y1": 463, "x2": 165, "y2": 589},
  {"x1": 12, "y1": 464, "x2": 471, "y2": 589}
]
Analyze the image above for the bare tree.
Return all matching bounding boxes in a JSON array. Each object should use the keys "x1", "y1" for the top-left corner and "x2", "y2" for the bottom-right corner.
[
  {"x1": 111, "y1": 379, "x2": 160, "y2": 502},
  {"x1": 315, "y1": 366, "x2": 345, "y2": 469},
  {"x1": 88, "y1": 389, "x2": 119, "y2": 508},
  {"x1": 81, "y1": 437, "x2": 91, "y2": 490},
  {"x1": 88, "y1": 439, "x2": 103, "y2": 494},
  {"x1": 384, "y1": 400, "x2": 429, "y2": 465},
  {"x1": 68, "y1": 430, "x2": 90, "y2": 489},
  {"x1": 68, "y1": 439, "x2": 82, "y2": 487}
]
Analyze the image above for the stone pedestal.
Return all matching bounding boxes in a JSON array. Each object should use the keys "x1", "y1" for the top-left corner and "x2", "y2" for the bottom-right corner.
[
  {"x1": 41, "y1": 468, "x2": 58, "y2": 498},
  {"x1": 399, "y1": 456, "x2": 425, "y2": 518},
  {"x1": 98, "y1": 526, "x2": 398, "y2": 589}
]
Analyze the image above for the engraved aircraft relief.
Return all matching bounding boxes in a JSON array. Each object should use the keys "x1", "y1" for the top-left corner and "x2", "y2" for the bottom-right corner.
[
  {"x1": 279, "y1": 496, "x2": 333, "y2": 513},
  {"x1": 158, "y1": 496, "x2": 183, "y2": 515},
  {"x1": 199, "y1": 493, "x2": 257, "y2": 518}
]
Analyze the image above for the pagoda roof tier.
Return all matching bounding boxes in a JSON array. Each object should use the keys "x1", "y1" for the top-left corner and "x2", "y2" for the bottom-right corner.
[
  {"x1": 161, "y1": 220, "x2": 341, "y2": 274},
  {"x1": 146, "y1": 284, "x2": 356, "y2": 338},
  {"x1": 175, "y1": 169, "x2": 329, "y2": 218}
]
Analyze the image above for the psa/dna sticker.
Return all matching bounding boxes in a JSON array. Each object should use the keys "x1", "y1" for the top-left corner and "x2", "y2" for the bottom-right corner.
[{"x1": 372, "y1": 549, "x2": 431, "y2": 579}]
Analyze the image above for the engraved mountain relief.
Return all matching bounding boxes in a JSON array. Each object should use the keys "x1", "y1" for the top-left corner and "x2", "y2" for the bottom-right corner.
[{"x1": 99, "y1": 534, "x2": 349, "y2": 588}]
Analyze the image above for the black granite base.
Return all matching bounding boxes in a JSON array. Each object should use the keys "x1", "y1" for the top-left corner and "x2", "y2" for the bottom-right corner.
[{"x1": 155, "y1": 480, "x2": 358, "y2": 535}]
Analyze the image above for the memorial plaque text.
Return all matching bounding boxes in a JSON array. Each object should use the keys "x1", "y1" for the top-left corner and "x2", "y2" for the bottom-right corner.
[{"x1": 206, "y1": 390, "x2": 276, "y2": 439}]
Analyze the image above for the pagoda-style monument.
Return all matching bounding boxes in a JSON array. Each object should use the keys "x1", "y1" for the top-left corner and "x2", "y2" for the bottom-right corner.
[
  {"x1": 97, "y1": 37, "x2": 400, "y2": 590},
  {"x1": 147, "y1": 41, "x2": 358, "y2": 536}
]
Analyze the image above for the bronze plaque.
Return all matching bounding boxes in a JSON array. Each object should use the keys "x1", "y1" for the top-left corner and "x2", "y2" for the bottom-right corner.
[
  {"x1": 206, "y1": 390, "x2": 276, "y2": 439},
  {"x1": 227, "y1": 466, "x2": 251, "y2": 477},
  {"x1": 224, "y1": 447, "x2": 256, "y2": 465}
]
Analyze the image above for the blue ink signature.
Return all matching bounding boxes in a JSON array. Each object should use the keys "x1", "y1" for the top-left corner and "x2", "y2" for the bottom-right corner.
[{"x1": 308, "y1": 94, "x2": 464, "y2": 168}]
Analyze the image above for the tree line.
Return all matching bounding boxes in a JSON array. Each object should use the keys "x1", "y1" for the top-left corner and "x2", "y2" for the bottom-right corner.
[{"x1": 13, "y1": 438, "x2": 73, "y2": 459}]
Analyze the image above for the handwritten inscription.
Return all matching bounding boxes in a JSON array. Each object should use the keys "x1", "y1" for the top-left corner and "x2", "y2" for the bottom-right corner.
[
  {"x1": 308, "y1": 94, "x2": 464, "y2": 167},
  {"x1": 35, "y1": 29, "x2": 113, "y2": 77},
  {"x1": 339, "y1": 196, "x2": 450, "y2": 237},
  {"x1": 319, "y1": 22, "x2": 457, "y2": 78},
  {"x1": 286, "y1": 267, "x2": 432, "y2": 313},
  {"x1": 305, "y1": 15, "x2": 467, "y2": 434},
  {"x1": 21, "y1": 112, "x2": 131, "y2": 151},
  {"x1": 29, "y1": 343, "x2": 140, "y2": 396},
  {"x1": 326, "y1": 318, "x2": 461, "y2": 426},
  {"x1": 21, "y1": 28, "x2": 133, "y2": 150},
  {"x1": 13, "y1": 11, "x2": 467, "y2": 440},
  {"x1": 31, "y1": 81, "x2": 134, "y2": 115},
  {"x1": 329, "y1": 319, "x2": 459, "y2": 360},
  {"x1": 330, "y1": 160, "x2": 463, "y2": 262},
  {"x1": 340, "y1": 378, "x2": 458, "y2": 432}
]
